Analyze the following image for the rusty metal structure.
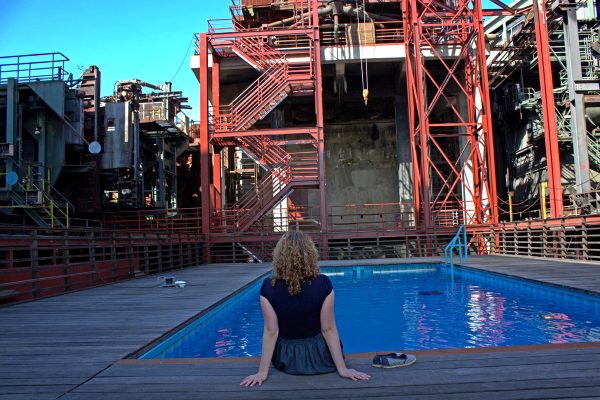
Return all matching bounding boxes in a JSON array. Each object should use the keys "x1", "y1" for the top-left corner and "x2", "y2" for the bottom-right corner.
[
  {"x1": 2, "y1": 0, "x2": 600, "y2": 302},
  {"x1": 191, "y1": 0, "x2": 516, "y2": 260}
]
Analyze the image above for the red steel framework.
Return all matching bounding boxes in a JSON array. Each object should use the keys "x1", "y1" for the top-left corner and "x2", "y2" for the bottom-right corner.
[
  {"x1": 532, "y1": 0, "x2": 564, "y2": 218},
  {"x1": 196, "y1": 1, "x2": 325, "y2": 260},
  {"x1": 195, "y1": 0, "x2": 563, "y2": 247},
  {"x1": 402, "y1": 0, "x2": 498, "y2": 227},
  {"x1": 485, "y1": 0, "x2": 565, "y2": 217}
]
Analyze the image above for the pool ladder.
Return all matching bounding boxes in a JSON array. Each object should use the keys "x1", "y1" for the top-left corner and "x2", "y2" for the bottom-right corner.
[{"x1": 444, "y1": 226, "x2": 468, "y2": 269}]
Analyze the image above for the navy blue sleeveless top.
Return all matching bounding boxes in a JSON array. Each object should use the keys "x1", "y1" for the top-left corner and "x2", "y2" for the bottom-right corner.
[{"x1": 260, "y1": 274, "x2": 333, "y2": 340}]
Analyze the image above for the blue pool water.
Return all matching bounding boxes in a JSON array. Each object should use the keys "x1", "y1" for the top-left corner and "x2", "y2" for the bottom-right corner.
[{"x1": 140, "y1": 264, "x2": 600, "y2": 358}]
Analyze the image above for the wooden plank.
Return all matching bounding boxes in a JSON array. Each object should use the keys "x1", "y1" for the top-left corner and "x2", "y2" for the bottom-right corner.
[
  {"x1": 0, "y1": 395, "x2": 60, "y2": 400},
  {"x1": 0, "y1": 385, "x2": 74, "y2": 395},
  {"x1": 68, "y1": 364, "x2": 600, "y2": 389},
  {"x1": 0, "y1": 263, "x2": 270, "y2": 398}
]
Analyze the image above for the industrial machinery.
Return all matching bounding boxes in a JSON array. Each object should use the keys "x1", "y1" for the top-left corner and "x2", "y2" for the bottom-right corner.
[
  {"x1": 486, "y1": 0, "x2": 600, "y2": 218},
  {"x1": 0, "y1": 53, "x2": 192, "y2": 227},
  {"x1": 101, "y1": 79, "x2": 191, "y2": 210}
]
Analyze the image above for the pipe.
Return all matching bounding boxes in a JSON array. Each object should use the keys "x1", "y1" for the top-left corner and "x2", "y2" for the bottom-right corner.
[
  {"x1": 343, "y1": 5, "x2": 397, "y2": 22},
  {"x1": 329, "y1": 1, "x2": 344, "y2": 44},
  {"x1": 586, "y1": 106, "x2": 600, "y2": 127},
  {"x1": 268, "y1": 3, "x2": 396, "y2": 28},
  {"x1": 268, "y1": 6, "x2": 332, "y2": 27},
  {"x1": 137, "y1": 80, "x2": 162, "y2": 91}
]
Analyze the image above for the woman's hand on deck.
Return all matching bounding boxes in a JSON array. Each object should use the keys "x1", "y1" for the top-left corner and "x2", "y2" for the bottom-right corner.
[
  {"x1": 338, "y1": 367, "x2": 371, "y2": 381},
  {"x1": 240, "y1": 371, "x2": 268, "y2": 387}
]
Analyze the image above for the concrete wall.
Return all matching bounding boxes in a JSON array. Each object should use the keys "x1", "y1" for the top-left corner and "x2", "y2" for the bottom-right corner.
[{"x1": 325, "y1": 121, "x2": 398, "y2": 206}]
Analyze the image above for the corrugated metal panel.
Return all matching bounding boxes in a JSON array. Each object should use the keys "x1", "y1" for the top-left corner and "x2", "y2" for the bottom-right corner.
[{"x1": 346, "y1": 23, "x2": 376, "y2": 46}]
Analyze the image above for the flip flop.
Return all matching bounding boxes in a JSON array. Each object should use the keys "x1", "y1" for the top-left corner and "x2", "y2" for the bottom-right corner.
[{"x1": 371, "y1": 352, "x2": 416, "y2": 368}]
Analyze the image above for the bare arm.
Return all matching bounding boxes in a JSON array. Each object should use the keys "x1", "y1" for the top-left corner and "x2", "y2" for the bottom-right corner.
[
  {"x1": 320, "y1": 291, "x2": 370, "y2": 381},
  {"x1": 241, "y1": 295, "x2": 279, "y2": 386}
]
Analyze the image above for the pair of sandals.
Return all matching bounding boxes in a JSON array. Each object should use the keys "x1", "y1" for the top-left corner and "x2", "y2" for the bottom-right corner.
[{"x1": 372, "y1": 352, "x2": 416, "y2": 368}]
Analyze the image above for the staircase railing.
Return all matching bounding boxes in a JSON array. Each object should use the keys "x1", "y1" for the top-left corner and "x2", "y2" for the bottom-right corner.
[
  {"x1": 587, "y1": 130, "x2": 600, "y2": 166},
  {"x1": 212, "y1": 135, "x2": 293, "y2": 170},
  {"x1": 11, "y1": 161, "x2": 73, "y2": 227},
  {"x1": 231, "y1": 20, "x2": 283, "y2": 70},
  {"x1": 210, "y1": 148, "x2": 318, "y2": 232},
  {"x1": 211, "y1": 164, "x2": 292, "y2": 232},
  {"x1": 205, "y1": 13, "x2": 317, "y2": 231},
  {"x1": 211, "y1": 60, "x2": 290, "y2": 132},
  {"x1": 239, "y1": 136, "x2": 292, "y2": 168},
  {"x1": 444, "y1": 225, "x2": 468, "y2": 269},
  {"x1": 208, "y1": 19, "x2": 313, "y2": 133},
  {"x1": 9, "y1": 177, "x2": 72, "y2": 228}
]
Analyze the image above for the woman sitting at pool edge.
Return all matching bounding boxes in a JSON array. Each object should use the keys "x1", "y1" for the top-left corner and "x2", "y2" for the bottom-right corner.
[{"x1": 241, "y1": 231, "x2": 370, "y2": 386}]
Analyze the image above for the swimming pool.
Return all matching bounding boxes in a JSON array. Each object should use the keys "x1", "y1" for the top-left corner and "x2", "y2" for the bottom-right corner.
[{"x1": 139, "y1": 263, "x2": 600, "y2": 358}]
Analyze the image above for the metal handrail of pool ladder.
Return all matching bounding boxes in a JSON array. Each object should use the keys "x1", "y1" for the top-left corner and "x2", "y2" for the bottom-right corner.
[{"x1": 444, "y1": 225, "x2": 468, "y2": 270}]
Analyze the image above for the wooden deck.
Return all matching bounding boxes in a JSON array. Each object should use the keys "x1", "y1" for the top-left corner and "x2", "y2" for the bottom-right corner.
[{"x1": 1, "y1": 256, "x2": 600, "y2": 399}]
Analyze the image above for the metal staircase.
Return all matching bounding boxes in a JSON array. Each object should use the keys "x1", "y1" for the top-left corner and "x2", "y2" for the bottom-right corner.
[
  {"x1": 213, "y1": 135, "x2": 291, "y2": 171},
  {"x1": 210, "y1": 23, "x2": 314, "y2": 133},
  {"x1": 212, "y1": 135, "x2": 318, "y2": 232},
  {"x1": 5, "y1": 162, "x2": 73, "y2": 228},
  {"x1": 208, "y1": 19, "x2": 317, "y2": 233}
]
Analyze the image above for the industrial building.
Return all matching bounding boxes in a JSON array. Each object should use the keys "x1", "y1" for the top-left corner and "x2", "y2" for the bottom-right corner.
[{"x1": 2, "y1": 0, "x2": 600, "y2": 302}]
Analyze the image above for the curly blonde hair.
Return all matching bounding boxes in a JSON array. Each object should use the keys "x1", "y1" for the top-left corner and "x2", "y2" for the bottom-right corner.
[{"x1": 271, "y1": 231, "x2": 319, "y2": 296}]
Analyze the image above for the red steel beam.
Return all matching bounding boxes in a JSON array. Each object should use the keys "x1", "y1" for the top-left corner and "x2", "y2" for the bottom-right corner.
[
  {"x1": 532, "y1": 0, "x2": 564, "y2": 218},
  {"x1": 211, "y1": 55, "x2": 222, "y2": 211},
  {"x1": 210, "y1": 127, "x2": 318, "y2": 139},
  {"x1": 404, "y1": 0, "x2": 431, "y2": 226},
  {"x1": 403, "y1": 0, "x2": 498, "y2": 228},
  {"x1": 199, "y1": 34, "x2": 212, "y2": 258},
  {"x1": 208, "y1": 28, "x2": 313, "y2": 40},
  {"x1": 312, "y1": 0, "x2": 328, "y2": 258},
  {"x1": 401, "y1": 3, "x2": 422, "y2": 223},
  {"x1": 488, "y1": 0, "x2": 515, "y2": 13},
  {"x1": 475, "y1": 0, "x2": 498, "y2": 224}
]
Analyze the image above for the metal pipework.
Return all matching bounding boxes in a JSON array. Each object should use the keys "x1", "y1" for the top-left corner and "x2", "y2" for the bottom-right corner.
[
  {"x1": 267, "y1": 1, "x2": 394, "y2": 28},
  {"x1": 114, "y1": 79, "x2": 165, "y2": 97},
  {"x1": 585, "y1": 106, "x2": 600, "y2": 127}
]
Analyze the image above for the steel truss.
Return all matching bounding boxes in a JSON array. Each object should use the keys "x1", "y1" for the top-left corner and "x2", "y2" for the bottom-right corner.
[
  {"x1": 402, "y1": 0, "x2": 498, "y2": 227},
  {"x1": 196, "y1": 1, "x2": 327, "y2": 260}
]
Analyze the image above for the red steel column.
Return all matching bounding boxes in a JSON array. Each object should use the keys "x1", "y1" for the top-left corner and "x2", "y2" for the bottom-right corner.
[
  {"x1": 533, "y1": 0, "x2": 564, "y2": 218},
  {"x1": 410, "y1": 0, "x2": 431, "y2": 227},
  {"x1": 211, "y1": 56, "x2": 222, "y2": 210},
  {"x1": 199, "y1": 33, "x2": 212, "y2": 252},
  {"x1": 475, "y1": 0, "x2": 498, "y2": 223},
  {"x1": 402, "y1": 0, "x2": 422, "y2": 226},
  {"x1": 313, "y1": 0, "x2": 328, "y2": 258}
]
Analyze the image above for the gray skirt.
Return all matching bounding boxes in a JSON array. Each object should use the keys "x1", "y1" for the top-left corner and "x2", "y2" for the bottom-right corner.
[{"x1": 271, "y1": 333, "x2": 339, "y2": 375}]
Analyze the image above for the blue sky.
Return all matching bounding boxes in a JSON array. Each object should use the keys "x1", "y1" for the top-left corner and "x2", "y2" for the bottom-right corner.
[
  {"x1": 0, "y1": 0, "x2": 231, "y2": 122},
  {"x1": 1, "y1": 0, "x2": 504, "y2": 121}
]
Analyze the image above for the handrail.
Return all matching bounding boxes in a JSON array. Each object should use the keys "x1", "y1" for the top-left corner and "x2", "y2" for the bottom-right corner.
[
  {"x1": 0, "y1": 52, "x2": 71, "y2": 84},
  {"x1": 444, "y1": 225, "x2": 468, "y2": 268},
  {"x1": 25, "y1": 166, "x2": 75, "y2": 211},
  {"x1": 8, "y1": 162, "x2": 74, "y2": 228},
  {"x1": 11, "y1": 181, "x2": 70, "y2": 228},
  {"x1": 211, "y1": 60, "x2": 289, "y2": 132},
  {"x1": 205, "y1": 17, "x2": 314, "y2": 133}
]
